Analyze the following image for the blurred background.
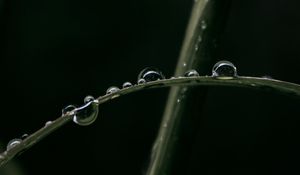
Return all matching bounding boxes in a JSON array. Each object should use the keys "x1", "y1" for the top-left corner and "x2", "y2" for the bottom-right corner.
[{"x1": 1, "y1": 0, "x2": 300, "y2": 174}]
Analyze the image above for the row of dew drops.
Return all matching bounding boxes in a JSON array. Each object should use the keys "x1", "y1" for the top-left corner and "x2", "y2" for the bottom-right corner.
[{"x1": 5, "y1": 60, "x2": 237, "y2": 151}]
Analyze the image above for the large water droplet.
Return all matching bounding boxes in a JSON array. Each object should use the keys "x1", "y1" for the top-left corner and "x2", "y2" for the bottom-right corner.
[
  {"x1": 73, "y1": 96, "x2": 99, "y2": 126},
  {"x1": 62, "y1": 105, "x2": 76, "y2": 116},
  {"x1": 184, "y1": 69, "x2": 199, "y2": 77},
  {"x1": 7, "y1": 138, "x2": 22, "y2": 151},
  {"x1": 138, "y1": 67, "x2": 165, "y2": 82},
  {"x1": 122, "y1": 82, "x2": 133, "y2": 88},
  {"x1": 137, "y1": 78, "x2": 146, "y2": 84},
  {"x1": 106, "y1": 86, "x2": 120, "y2": 94},
  {"x1": 212, "y1": 60, "x2": 237, "y2": 79}
]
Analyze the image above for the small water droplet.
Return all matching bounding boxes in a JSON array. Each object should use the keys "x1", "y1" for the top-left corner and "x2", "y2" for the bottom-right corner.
[
  {"x1": 177, "y1": 99, "x2": 181, "y2": 103},
  {"x1": 106, "y1": 86, "x2": 120, "y2": 94},
  {"x1": 197, "y1": 36, "x2": 202, "y2": 42},
  {"x1": 201, "y1": 20, "x2": 207, "y2": 30},
  {"x1": 195, "y1": 44, "x2": 199, "y2": 51},
  {"x1": 62, "y1": 105, "x2": 76, "y2": 116},
  {"x1": 184, "y1": 69, "x2": 199, "y2": 77},
  {"x1": 21, "y1": 134, "x2": 28, "y2": 140},
  {"x1": 45, "y1": 121, "x2": 52, "y2": 126},
  {"x1": 212, "y1": 60, "x2": 237, "y2": 79},
  {"x1": 7, "y1": 138, "x2": 22, "y2": 151},
  {"x1": 262, "y1": 75, "x2": 272, "y2": 79},
  {"x1": 122, "y1": 82, "x2": 133, "y2": 88},
  {"x1": 137, "y1": 78, "x2": 146, "y2": 84},
  {"x1": 84, "y1": 95, "x2": 95, "y2": 103},
  {"x1": 138, "y1": 67, "x2": 165, "y2": 82},
  {"x1": 73, "y1": 96, "x2": 99, "y2": 126},
  {"x1": 183, "y1": 62, "x2": 187, "y2": 67}
]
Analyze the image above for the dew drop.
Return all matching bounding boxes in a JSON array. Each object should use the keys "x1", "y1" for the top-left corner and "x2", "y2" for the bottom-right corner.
[
  {"x1": 45, "y1": 121, "x2": 52, "y2": 126},
  {"x1": 21, "y1": 134, "x2": 28, "y2": 140},
  {"x1": 73, "y1": 96, "x2": 99, "y2": 126},
  {"x1": 84, "y1": 95, "x2": 95, "y2": 103},
  {"x1": 262, "y1": 75, "x2": 272, "y2": 79},
  {"x1": 197, "y1": 35, "x2": 202, "y2": 42},
  {"x1": 137, "y1": 67, "x2": 165, "y2": 82},
  {"x1": 7, "y1": 138, "x2": 22, "y2": 151},
  {"x1": 184, "y1": 69, "x2": 199, "y2": 77},
  {"x1": 122, "y1": 82, "x2": 133, "y2": 88},
  {"x1": 183, "y1": 62, "x2": 187, "y2": 67},
  {"x1": 201, "y1": 20, "x2": 207, "y2": 30},
  {"x1": 195, "y1": 44, "x2": 199, "y2": 51},
  {"x1": 106, "y1": 86, "x2": 120, "y2": 94},
  {"x1": 137, "y1": 78, "x2": 146, "y2": 84},
  {"x1": 62, "y1": 105, "x2": 77, "y2": 116},
  {"x1": 212, "y1": 60, "x2": 237, "y2": 79}
]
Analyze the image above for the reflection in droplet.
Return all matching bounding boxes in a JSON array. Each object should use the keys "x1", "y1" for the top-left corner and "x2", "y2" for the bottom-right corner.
[
  {"x1": 138, "y1": 78, "x2": 146, "y2": 84},
  {"x1": 7, "y1": 138, "x2": 22, "y2": 151},
  {"x1": 122, "y1": 82, "x2": 133, "y2": 88},
  {"x1": 212, "y1": 60, "x2": 237, "y2": 79},
  {"x1": 73, "y1": 96, "x2": 99, "y2": 126},
  {"x1": 184, "y1": 69, "x2": 199, "y2": 77},
  {"x1": 138, "y1": 67, "x2": 165, "y2": 82},
  {"x1": 106, "y1": 86, "x2": 120, "y2": 94}
]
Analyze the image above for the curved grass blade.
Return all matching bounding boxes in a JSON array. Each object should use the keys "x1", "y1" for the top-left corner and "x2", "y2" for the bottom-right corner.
[{"x1": 0, "y1": 76, "x2": 300, "y2": 168}]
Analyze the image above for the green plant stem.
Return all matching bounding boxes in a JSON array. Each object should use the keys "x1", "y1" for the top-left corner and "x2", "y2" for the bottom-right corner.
[
  {"x1": 145, "y1": 0, "x2": 232, "y2": 174},
  {"x1": 0, "y1": 76, "x2": 300, "y2": 168}
]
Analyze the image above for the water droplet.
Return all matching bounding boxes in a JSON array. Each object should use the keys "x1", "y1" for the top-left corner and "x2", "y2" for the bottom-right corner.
[
  {"x1": 7, "y1": 138, "x2": 22, "y2": 150},
  {"x1": 106, "y1": 86, "x2": 120, "y2": 94},
  {"x1": 195, "y1": 44, "x2": 199, "y2": 51},
  {"x1": 262, "y1": 75, "x2": 272, "y2": 79},
  {"x1": 184, "y1": 69, "x2": 199, "y2": 77},
  {"x1": 122, "y1": 82, "x2": 133, "y2": 88},
  {"x1": 84, "y1": 95, "x2": 95, "y2": 103},
  {"x1": 73, "y1": 96, "x2": 99, "y2": 126},
  {"x1": 201, "y1": 20, "x2": 207, "y2": 30},
  {"x1": 137, "y1": 67, "x2": 165, "y2": 82},
  {"x1": 197, "y1": 36, "x2": 202, "y2": 42},
  {"x1": 212, "y1": 60, "x2": 237, "y2": 79},
  {"x1": 62, "y1": 105, "x2": 77, "y2": 116},
  {"x1": 137, "y1": 78, "x2": 146, "y2": 84},
  {"x1": 177, "y1": 99, "x2": 181, "y2": 103},
  {"x1": 45, "y1": 121, "x2": 52, "y2": 126},
  {"x1": 21, "y1": 134, "x2": 28, "y2": 140},
  {"x1": 183, "y1": 62, "x2": 187, "y2": 67}
]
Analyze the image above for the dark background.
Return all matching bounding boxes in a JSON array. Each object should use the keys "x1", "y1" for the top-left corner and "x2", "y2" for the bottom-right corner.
[{"x1": 1, "y1": 0, "x2": 300, "y2": 174}]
